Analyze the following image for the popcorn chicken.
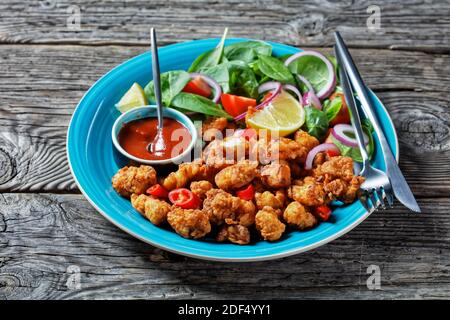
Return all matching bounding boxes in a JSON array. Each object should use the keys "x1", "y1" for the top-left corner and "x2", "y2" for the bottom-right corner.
[
  {"x1": 202, "y1": 136, "x2": 250, "y2": 169},
  {"x1": 255, "y1": 206, "x2": 286, "y2": 241},
  {"x1": 167, "y1": 206, "x2": 211, "y2": 239},
  {"x1": 112, "y1": 165, "x2": 157, "y2": 198},
  {"x1": 215, "y1": 160, "x2": 258, "y2": 191},
  {"x1": 131, "y1": 194, "x2": 171, "y2": 226},
  {"x1": 162, "y1": 162, "x2": 201, "y2": 190},
  {"x1": 294, "y1": 130, "x2": 319, "y2": 159},
  {"x1": 190, "y1": 180, "x2": 214, "y2": 200},
  {"x1": 259, "y1": 162, "x2": 291, "y2": 188},
  {"x1": 255, "y1": 190, "x2": 286, "y2": 211},
  {"x1": 252, "y1": 137, "x2": 307, "y2": 164},
  {"x1": 288, "y1": 176, "x2": 327, "y2": 207},
  {"x1": 216, "y1": 225, "x2": 250, "y2": 245},
  {"x1": 283, "y1": 201, "x2": 317, "y2": 230},
  {"x1": 313, "y1": 156, "x2": 355, "y2": 182}
]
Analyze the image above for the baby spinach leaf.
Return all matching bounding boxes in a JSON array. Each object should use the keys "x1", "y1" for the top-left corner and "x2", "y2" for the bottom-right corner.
[
  {"x1": 323, "y1": 95, "x2": 343, "y2": 122},
  {"x1": 201, "y1": 63, "x2": 231, "y2": 93},
  {"x1": 144, "y1": 70, "x2": 191, "y2": 106},
  {"x1": 303, "y1": 106, "x2": 329, "y2": 140},
  {"x1": 288, "y1": 55, "x2": 332, "y2": 94},
  {"x1": 224, "y1": 41, "x2": 272, "y2": 63},
  {"x1": 188, "y1": 28, "x2": 228, "y2": 72},
  {"x1": 171, "y1": 92, "x2": 232, "y2": 119},
  {"x1": 257, "y1": 55, "x2": 295, "y2": 84},
  {"x1": 227, "y1": 61, "x2": 259, "y2": 99}
]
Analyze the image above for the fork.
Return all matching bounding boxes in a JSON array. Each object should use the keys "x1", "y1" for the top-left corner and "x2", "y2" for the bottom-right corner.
[{"x1": 335, "y1": 47, "x2": 394, "y2": 213}]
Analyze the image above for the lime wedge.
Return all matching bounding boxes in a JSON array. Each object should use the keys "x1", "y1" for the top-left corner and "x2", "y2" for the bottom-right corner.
[
  {"x1": 247, "y1": 90, "x2": 305, "y2": 136},
  {"x1": 116, "y1": 83, "x2": 148, "y2": 113}
]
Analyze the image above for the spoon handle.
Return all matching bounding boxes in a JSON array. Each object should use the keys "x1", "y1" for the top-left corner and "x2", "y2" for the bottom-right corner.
[{"x1": 150, "y1": 28, "x2": 164, "y2": 129}]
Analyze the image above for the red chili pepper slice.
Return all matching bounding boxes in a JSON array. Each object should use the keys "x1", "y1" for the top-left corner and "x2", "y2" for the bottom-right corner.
[
  {"x1": 325, "y1": 149, "x2": 340, "y2": 157},
  {"x1": 168, "y1": 188, "x2": 201, "y2": 209},
  {"x1": 146, "y1": 184, "x2": 168, "y2": 199},
  {"x1": 314, "y1": 205, "x2": 332, "y2": 221},
  {"x1": 236, "y1": 184, "x2": 255, "y2": 201}
]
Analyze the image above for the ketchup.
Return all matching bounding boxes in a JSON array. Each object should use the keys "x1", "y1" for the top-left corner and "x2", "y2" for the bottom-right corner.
[{"x1": 118, "y1": 117, "x2": 191, "y2": 161}]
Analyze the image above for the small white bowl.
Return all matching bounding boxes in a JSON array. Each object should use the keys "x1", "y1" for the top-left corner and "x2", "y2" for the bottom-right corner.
[{"x1": 111, "y1": 105, "x2": 198, "y2": 165}]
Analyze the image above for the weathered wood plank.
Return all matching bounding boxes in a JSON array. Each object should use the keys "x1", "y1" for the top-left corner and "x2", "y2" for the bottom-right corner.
[
  {"x1": 0, "y1": 0, "x2": 449, "y2": 52},
  {"x1": 1, "y1": 45, "x2": 449, "y2": 194},
  {"x1": 0, "y1": 193, "x2": 448, "y2": 299}
]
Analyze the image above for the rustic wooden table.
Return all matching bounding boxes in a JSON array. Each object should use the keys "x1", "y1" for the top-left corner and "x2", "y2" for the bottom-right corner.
[{"x1": 0, "y1": 0, "x2": 449, "y2": 300}]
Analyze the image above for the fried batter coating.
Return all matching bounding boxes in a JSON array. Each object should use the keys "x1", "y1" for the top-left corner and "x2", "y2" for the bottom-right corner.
[
  {"x1": 294, "y1": 130, "x2": 319, "y2": 157},
  {"x1": 203, "y1": 189, "x2": 240, "y2": 225},
  {"x1": 190, "y1": 180, "x2": 214, "y2": 200},
  {"x1": 202, "y1": 117, "x2": 228, "y2": 133},
  {"x1": 112, "y1": 165, "x2": 157, "y2": 197},
  {"x1": 283, "y1": 201, "x2": 317, "y2": 230},
  {"x1": 313, "y1": 156, "x2": 355, "y2": 182},
  {"x1": 255, "y1": 190, "x2": 286, "y2": 211},
  {"x1": 215, "y1": 160, "x2": 258, "y2": 191},
  {"x1": 288, "y1": 176, "x2": 327, "y2": 207},
  {"x1": 131, "y1": 194, "x2": 171, "y2": 225},
  {"x1": 259, "y1": 162, "x2": 291, "y2": 188},
  {"x1": 162, "y1": 162, "x2": 201, "y2": 191},
  {"x1": 216, "y1": 224, "x2": 251, "y2": 245},
  {"x1": 255, "y1": 206, "x2": 286, "y2": 241},
  {"x1": 324, "y1": 178, "x2": 348, "y2": 198},
  {"x1": 230, "y1": 199, "x2": 256, "y2": 227},
  {"x1": 252, "y1": 137, "x2": 306, "y2": 164},
  {"x1": 167, "y1": 206, "x2": 211, "y2": 239},
  {"x1": 202, "y1": 136, "x2": 250, "y2": 169},
  {"x1": 342, "y1": 176, "x2": 365, "y2": 203}
]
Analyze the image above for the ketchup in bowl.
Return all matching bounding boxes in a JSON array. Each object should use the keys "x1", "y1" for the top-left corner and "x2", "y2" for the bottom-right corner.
[{"x1": 118, "y1": 117, "x2": 192, "y2": 161}]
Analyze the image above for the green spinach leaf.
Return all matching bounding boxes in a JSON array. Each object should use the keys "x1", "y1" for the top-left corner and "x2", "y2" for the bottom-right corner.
[
  {"x1": 303, "y1": 106, "x2": 329, "y2": 140},
  {"x1": 323, "y1": 95, "x2": 343, "y2": 122},
  {"x1": 188, "y1": 28, "x2": 228, "y2": 72},
  {"x1": 171, "y1": 92, "x2": 232, "y2": 119},
  {"x1": 144, "y1": 70, "x2": 191, "y2": 106},
  {"x1": 224, "y1": 41, "x2": 272, "y2": 63},
  {"x1": 287, "y1": 55, "x2": 332, "y2": 94},
  {"x1": 257, "y1": 55, "x2": 295, "y2": 84}
]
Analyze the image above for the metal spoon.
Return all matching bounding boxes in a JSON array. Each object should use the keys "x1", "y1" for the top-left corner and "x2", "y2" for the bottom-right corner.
[{"x1": 147, "y1": 27, "x2": 166, "y2": 155}]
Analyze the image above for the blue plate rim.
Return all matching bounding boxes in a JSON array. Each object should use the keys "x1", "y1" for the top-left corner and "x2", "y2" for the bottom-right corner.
[{"x1": 66, "y1": 38, "x2": 399, "y2": 262}]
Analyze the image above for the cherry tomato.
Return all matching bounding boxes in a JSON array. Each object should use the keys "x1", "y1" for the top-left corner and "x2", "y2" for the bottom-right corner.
[
  {"x1": 325, "y1": 149, "x2": 340, "y2": 157},
  {"x1": 183, "y1": 77, "x2": 212, "y2": 98},
  {"x1": 146, "y1": 184, "x2": 168, "y2": 199},
  {"x1": 314, "y1": 205, "x2": 332, "y2": 221},
  {"x1": 168, "y1": 188, "x2": 201, "y2": 209},
  {"x1": 236, "y1": 184, "x2": 255, "y2": 201},
  {"x1": 329, "y1": 93, "x2": 351, "y2": 126},
  {"x1": 220, "y1": 93, "x2": 257, "y2": 118}
]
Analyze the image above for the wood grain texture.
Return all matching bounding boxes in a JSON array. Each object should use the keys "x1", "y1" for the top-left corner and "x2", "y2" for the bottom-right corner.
[
  {"x1": 0, "y1": 193, "x2": 448, "y2": 300},
  {"x1": 0, "y1": 0, "x2": 449, "y2": 52},
  {"x1": 0, "y1": 45, "x2": 449, "y2": 194}
]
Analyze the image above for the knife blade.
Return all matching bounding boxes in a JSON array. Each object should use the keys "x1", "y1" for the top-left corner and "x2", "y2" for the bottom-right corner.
[{"x1": 334, "y1": 31, "x2": 420, "y2": 212}]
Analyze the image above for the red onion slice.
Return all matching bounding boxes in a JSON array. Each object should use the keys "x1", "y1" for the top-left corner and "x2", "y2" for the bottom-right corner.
[
  {"x1": 282, "y1": 84, "x2": 302, "y2": 104},
  {"x1": 303, "y1": 91, "x2": 322, "y2": 110},
  {"x1": 285, "y1": 51, "x2": 336, "y2": 99},
  {"x1": 331, "y1": 124, "x2": 369, "y2": 147},
  {"x1": 234, "y1": 82, "x2": 282, "y2": 121},
  {"x1": 305, "y1": 143, "x2": 340, "y2": 170},
  {"x1": 189, "y1": 72, "x2": 222, "y2": 104},
  {"x1": 258, "y1": 81, "x2": 281, "y2": 95}
]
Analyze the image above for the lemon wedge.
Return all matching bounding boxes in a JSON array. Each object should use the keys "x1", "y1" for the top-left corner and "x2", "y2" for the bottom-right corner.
[
  {"x1": 247, "y1": 90, "x2": 305, "y2": 136},
  {"x1": 116, "y1": 83, "x2": 148, "y2": 113}
]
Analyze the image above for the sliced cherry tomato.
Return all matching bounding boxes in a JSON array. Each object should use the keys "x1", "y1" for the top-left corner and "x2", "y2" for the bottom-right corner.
[
  {"x1": 168, "y1": 188, "x2": 201, "y2": 209},
  {"x1": 262, "y1": 92, "x2": 274, "y2": 102},
  {"x1": 183, "y1": 77, "x2": 212, "y2": 98},
  {"x1": 314, "y1": 205, "x2": 332, "y2": 221},
  {"x1": 325, "y1": 149, "x2": 340, "y2": 157},
  {"x1": 236, "y1": 184, "x2": 255, "y2": 201},
  {"x1": 220, "y1": 93, "x2": 256, "y2": 118},
  {"x1": 329, "y1": 93, "x2": 350, "y2": 126},
  {"x1": 146, "y1": 184, "x2": 168, "y2": 199}
]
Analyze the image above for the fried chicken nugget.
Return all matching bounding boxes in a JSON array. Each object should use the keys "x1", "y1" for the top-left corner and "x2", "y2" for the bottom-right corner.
[
  {"x1": 112, "y1": 165, "x2": 157, "y2": 197},
  {"x1": 313, "y1": 156, "x2": 355, "y2": 182},
  {"x1": 255, "y1": 190, "x2": 286, "y2": 211},
  {"x1": 283, "y1": 201, "x2": 317, "y2": 230},
  {"x1": 255, "y1": 206, "x2": 286, "y2": 241},
  {"x1": 167, "y1": 206, "x2": 211, "y2": 239},
  {"x1": 215, "y1": 160, "x2": 258, "y2": 191},
  {"x1": 259, "y1": 162, "x2": 291, "y2": 188},
  {"x1": 190, "y1": 180, "x2": 214, "y2": 200},
  {"x1": 202, "y1": 136, "x2": 249, "y2": 169},
  {"x1": 161, "y1": 162, "x2": 201, "y2": 191},
  {"x1": 288, "y1": 176, "x2": 327, "y2": 207},
  {"x1": 342, "y1": 176, "x2": 365, "y2": 203},
  {"x1": 216, "y1": 224, "x2": 251, "y2": 245},
  {"x1": 131, "y1": 194, "x2": 171, "y2": 226},
  {"x1": 229, "y1": 199, "x2": 256, "y2": 227},
  {"x1": 253, "y1": 137, "x2": 307, "y2": 164},
  {"x1": 294, "y1": 130, "x2": 319, "y2": 157}
]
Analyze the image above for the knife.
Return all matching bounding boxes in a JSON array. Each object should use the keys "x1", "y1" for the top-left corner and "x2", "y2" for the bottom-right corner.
[{"x1": 334, "y1": 31, "x2": 420, "y2": 213}]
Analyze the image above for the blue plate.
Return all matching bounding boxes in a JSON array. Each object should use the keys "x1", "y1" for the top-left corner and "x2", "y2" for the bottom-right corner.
[{"x1": 67, "y1": 38, "x2": 398, "y2": 262}]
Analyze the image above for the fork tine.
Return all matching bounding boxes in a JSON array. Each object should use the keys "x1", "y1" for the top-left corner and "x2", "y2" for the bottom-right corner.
[
  {"x1": 368, "y1": 189, "x2": 381, "y2": 210},
  {"x1": 385, "y1": 188, "x2": 394, "y2": 208},
  {"x1": 376, "y1": 188, "x2": 387, "y2": 210},
  {"x1": 358, "y1": 190, "x2": 371, "y2": 212}
]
